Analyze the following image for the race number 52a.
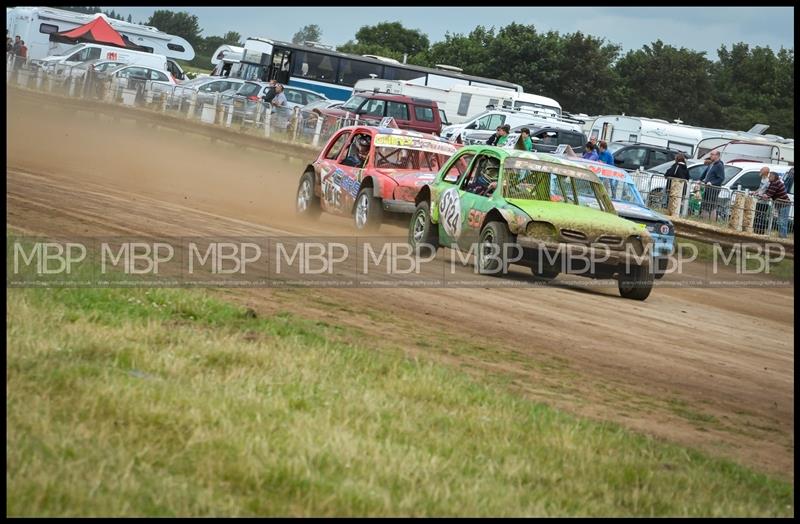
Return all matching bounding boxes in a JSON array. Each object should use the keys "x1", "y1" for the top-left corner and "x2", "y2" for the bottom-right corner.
[{"x1": 440, "y1": 188, "x2": 462, "y2": 239}]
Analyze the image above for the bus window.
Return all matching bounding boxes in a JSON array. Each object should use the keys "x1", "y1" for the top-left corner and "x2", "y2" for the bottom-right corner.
[
  {"x1": 292, "y1": 51, "x2": 339, "y2": 83},
  {"x1": 383, "y1": 66, "x2": 426, "y2": 83},
  {"x1": 338, "y1": 58, "x2": 383, "y2": 86}
]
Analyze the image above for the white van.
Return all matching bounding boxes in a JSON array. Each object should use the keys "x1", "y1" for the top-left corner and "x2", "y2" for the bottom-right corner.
[{"x1": 38, "y1": 42, "x2": 171, "y2": 77}]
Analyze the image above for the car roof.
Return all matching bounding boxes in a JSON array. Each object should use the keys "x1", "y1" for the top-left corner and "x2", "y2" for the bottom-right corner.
[
  {"x1": 726, "y1": 161, "x2": 794, "y2": 172},
  {"x1": 458, "y1": 146, "x2": 602, "y2": 182},
  {"x1": 338, "y1": 125, "x2": 454, "y2": 144},
  {"x1": 353, "y1": 92, "x2": 434, "y2": 105},
  {"x1": 283, "y1": 85, "x2": 328, "y2": 98}
]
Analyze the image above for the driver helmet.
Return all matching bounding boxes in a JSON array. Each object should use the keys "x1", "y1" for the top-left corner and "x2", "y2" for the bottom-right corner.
[
  {"x1": 481, "y1": 159, "x2": 500, "y2": 181},
  {"x1": 355, "y1": 135, "x2": 371, "y2": 155}
]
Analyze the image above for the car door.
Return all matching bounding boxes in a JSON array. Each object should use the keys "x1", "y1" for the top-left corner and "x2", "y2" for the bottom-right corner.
[
  {"x1": 439, "y1": 152, "x2": 498, "y2": 250},
  {"x1": 435, "y1": 151, "x2": 476, "y2": 248},
  {"x1": 318, "y1": 130, "x2": 367, "y2": 216}
]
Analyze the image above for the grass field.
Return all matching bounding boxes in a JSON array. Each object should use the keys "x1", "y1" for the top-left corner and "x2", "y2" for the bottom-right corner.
[{"x1": 6, "y1": 275, "x2": 794, "y2": 516}]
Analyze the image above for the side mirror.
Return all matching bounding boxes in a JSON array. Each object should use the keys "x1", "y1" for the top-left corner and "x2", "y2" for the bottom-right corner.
[{"x1": 466, "y1": 122, "x2": 477, "y2": 130}]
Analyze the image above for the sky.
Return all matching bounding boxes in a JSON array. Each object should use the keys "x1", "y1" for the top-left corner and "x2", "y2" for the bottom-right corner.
[{"x1": 101, "y1": 6, "x2": 794, "y2": 60}]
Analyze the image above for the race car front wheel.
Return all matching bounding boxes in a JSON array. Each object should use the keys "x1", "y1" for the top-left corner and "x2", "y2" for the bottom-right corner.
[
  {"x1": 618, "y1": 263, "x2": 654, "y2": 301},
  {"x1": 409, "y1": 201, "x2": 439, "y2": 257},
  {"x1": 354, "y1": 187, "x2": 383, "y2": 231},
  {"x1": 296, "y1": 171, "x2": 321, "y2": 219},
  {"x1": 478, "y1": 221, "x2": 512, "y2": 275}
]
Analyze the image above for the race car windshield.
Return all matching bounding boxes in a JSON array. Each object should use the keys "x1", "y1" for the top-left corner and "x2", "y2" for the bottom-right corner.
[
  {"x1": 374, "y1": 147, "x2": 449, "y2": 171},
  {"x1": 503, "y1": 169, "x2": 614, "y2": 213}
]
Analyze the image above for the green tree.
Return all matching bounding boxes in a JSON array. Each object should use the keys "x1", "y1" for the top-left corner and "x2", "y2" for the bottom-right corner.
[
  {"x1": 347, "y1": 21, "x2": 430, "y2": 57},
  {"x1": 292, "y1": 24, "x2": 322, "y2": 45},
  {"x1": 127, "y1": 14, "x2": 132, "y2": 23},
  {"x1": 614, "y1": 40, "x2": 719, "y2": 126},
  {"x1": 711, "y1": 43, "x2": 794, "y2": 136},
  {"x1": 145, "y1": 10, "x2": 203, "y2": 50}
]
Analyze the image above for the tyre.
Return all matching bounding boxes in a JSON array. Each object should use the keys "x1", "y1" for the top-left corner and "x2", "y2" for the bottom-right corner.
[
  {"x1": 618, "y1": 263, "x2": 654, "y2": 301},
  {"x1": 354, "y1": 187, "x2": 383, "y2": 231},
  {"x1": 477, "y1": 221, "x2": 513, "y2": 275},
  {"x1": 530, "y1": 264, "x2": 559, "y2": 280},
  {"x1": 296, "y1": 171, "x2": 321, "y2": 219},
  {"x1": 408, "y1": 201, "x2": 439, "y2": 257}
]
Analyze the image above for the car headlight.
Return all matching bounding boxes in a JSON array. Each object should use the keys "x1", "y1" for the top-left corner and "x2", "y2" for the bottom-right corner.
[{"x1": 526, "y1": 221, "x2": 559, "y2": 241}]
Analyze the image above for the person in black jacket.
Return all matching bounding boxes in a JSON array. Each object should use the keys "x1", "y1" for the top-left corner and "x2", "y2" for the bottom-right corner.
[
  {"x1": 486, "y1": 126, "x2": 503, "y2": 146},
  {"x1": 700, "y1": 150, "x2": 725, "y2": 220},
  {"x1": 662, "y1": 153, "x2": 690, "y2": 206}
]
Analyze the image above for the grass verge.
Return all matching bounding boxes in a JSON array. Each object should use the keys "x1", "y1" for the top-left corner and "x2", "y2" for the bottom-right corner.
[{"x1": 6, "y1": 282, "x2": 794, "y2": 516}]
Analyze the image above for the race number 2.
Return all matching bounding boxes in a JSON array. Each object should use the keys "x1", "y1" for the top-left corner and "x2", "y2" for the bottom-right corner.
[{"x1": 440, "y1": 188, "x2": 462, "y2": 239}]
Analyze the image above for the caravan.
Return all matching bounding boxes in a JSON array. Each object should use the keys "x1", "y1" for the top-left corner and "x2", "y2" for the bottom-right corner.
[
  {"x1": 590, "y1": 115, "x2": 704, "y2": 157},
  {"x1": 353, "y1": 78, "x2": 561, "y2": 125},
  {"x1": 210, "y1": 44, "x2": 245, "y2": 77}
]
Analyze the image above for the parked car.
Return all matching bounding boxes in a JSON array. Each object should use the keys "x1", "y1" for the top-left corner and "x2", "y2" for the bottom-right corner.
[
  {"x1": 409, "y1": 146, "x2": 655, "y2": 299},
  {"x1": 314, "y1": 93, "x2": 443, "y2": 135},
  {"x1": 60, "y1": 58, "x2": 127, "y2": 79},
  {"x1": 295, "y1": 126, "x2": 458, "y2": 230},
  {"x1": 639, "y1": 160, "x2": 794, "y2": 226},
  {"x1": 221, "y1": 81, "x2": 328, "y2": 122},
  {"x1": 503, "y1": 125, "x2": 587, "y2": 153},
  {"x1": 302, "y1": 99, "x2": 344, "y2": 112},
  {"x1": 98, "y1": 64, "x2": 177, "y2": 93},
  {"x1": 610, "y1": 142, "x2": 681, "y2": 172},
  {"x1": 443, "y1": 108, "x2": 582, "y2": 145},
  {"x1": 165, "y1": 76, "x2": 246, "y2": 110}
]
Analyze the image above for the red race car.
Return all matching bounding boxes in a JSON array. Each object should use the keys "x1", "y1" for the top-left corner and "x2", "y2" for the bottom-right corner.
[{"x1": 295, "y1": 126, "x2": 458, "y2": 230}]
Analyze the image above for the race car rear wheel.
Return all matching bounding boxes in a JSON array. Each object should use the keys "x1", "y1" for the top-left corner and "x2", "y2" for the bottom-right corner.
[
  {"x1": 354, "y1": 187, "x2": 383, "y2": 231},
  {"x1": 618, "y1": 263, "x2": 654, "y2": 301},
  {"x1": 409, "y1": 201, "x2": 439, "y2": 257},
  {"x1": 296, "y1": 171, "x2": 321, "y2": 219},
  {"x1": 478, "y1": 221, "x2": 512, "y2": 275}
]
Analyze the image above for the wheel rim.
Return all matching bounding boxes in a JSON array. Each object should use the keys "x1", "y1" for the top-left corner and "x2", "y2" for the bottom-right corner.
[
  {"x1": 412, "y1": 211, "x2": 426, "y2": 243},
  {"x1": 355, "y1": 193, "x2": 369, "y2": 229},
  {"x1": 297, "y1": 178, "x2": 311, "y2": 212},
  {"x1": 480, "y1": 229, "x2": 495, "y2": 270}
]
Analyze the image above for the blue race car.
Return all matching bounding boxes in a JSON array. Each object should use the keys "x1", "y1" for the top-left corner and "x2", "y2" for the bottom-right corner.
[{"x1": 569, "y1": 158, "x2": 675, "y2": 278}]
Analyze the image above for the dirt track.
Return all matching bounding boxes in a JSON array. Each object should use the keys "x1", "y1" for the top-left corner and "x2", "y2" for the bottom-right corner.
[{"x1": 6, "y1": 89, "x2": 795, "y2": 480}]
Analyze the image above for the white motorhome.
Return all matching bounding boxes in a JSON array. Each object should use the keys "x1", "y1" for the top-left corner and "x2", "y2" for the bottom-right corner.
[
  {"x1": 6, "y1": 7, "x2": 192, "y2": 78},
  {"x1": 353, "y1": 78, "x2": 561, "y2": 125},
  {"x1": 210, "y1": 44, "x2": 244, "y2": 77},
  {"x1": 590, "y1": 115, "x2": 704, "y2": 156}
]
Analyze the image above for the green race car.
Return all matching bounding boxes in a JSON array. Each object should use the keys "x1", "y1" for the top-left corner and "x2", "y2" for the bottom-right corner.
[{"x1": 409, "y1": 146, "x2": 656, "y2": 300}]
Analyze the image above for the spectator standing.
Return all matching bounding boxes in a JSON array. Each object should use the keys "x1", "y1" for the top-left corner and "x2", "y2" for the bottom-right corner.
[
  {"x1": 514, "y1": 127, "x2": 533, "y2": 151},
  {"x1": 663, "y1": 153, "x2": 690, "y2": 208},
  {"x1": 759, "y1": 171, "x2": 792, "y2": 238},
  {"x1": 700, "y1": 150, "x2": 725, "y2": 221},
  {"x1": 597, "y1": 141, "x2": 614, "y2": 166},
  {"x1": 485, "y1": 126, "x2": 502, "y2": 146},
  {"x1": 752, "y1": 167, "x2": 772, "y2": 234},
  {"x1": 582, "y1": 142, "x2": 599, "y2": 161},
  {"x1": 271, "y1": 84, "x2": 287, "y2": 107},
  {"x1": 495, "y1": 124, "x2": 511, "y2": 147},
  {"x1": 261, "y1": 79, "x2": 278, "y2": 104}
]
